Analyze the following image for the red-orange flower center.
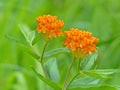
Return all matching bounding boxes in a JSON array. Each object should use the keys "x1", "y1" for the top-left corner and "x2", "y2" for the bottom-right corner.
[
  {"x1": 63, "y1": 28, "x2": 99, "y2": 58},
  {"x1": 36, "y1": 15, "x2": 64, "y2": 39}
]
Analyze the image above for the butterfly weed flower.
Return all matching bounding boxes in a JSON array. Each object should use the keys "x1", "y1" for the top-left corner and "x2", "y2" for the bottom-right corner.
[
  {"x1": 63, "y1": 28, "x2": 99, "y2": 58},
  {"x1": 62, "y1": 28, "x2": 99, "y2": 90},
  {"x1": 35, "y1": 15, "x2": 64, "y2": 78},
  {"x1": 36, "y1": 15, "x2": 64, "y2": 41}
]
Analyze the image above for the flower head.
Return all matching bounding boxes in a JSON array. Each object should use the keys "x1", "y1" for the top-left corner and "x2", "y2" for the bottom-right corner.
[
  {"x1": 36, "y1": 15, "x2": 64, "y2": 39},
  {"x1": 63, "y1": 28, "x2": 99, "y2": 58}
]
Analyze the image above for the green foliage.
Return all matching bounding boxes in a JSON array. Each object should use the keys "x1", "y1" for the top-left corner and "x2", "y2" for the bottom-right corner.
[
  {"x1": 5, "y1": 34, "x2": 28, "y2": 46},
  {"x1": 68, "y1": 76, "x2": 103, "y2": 89},
  {"x1": 32, "y1": 33, "x2": 42, "y2": 45},
  {"x1": 5, "y1": 34, "x2": 40, "y2": 59},
  {"x1": 83, "y1": 71, "x2": 108, "y2": 79},
  {"x1": 44, "y1": 48, "x2": 69, "y2": 58},
  {"x1": 19, "y1": 24, "x2": 35, "y2": 46},
  {"x1": 80, "y1": 52, "x2": 98, "y2": 71},
  {"x1": 18, "y1": 44, "x2": 40, "y2": 59},
  {"x1": 32, "y1": 67, "x2": 61, "y2": 90},
  {"x1": 92, "y1": 69, "x2": 119, "y2": 75},
  {"x1": 83, "y1": 69, "x2": 119, "y2": 79},
  {"x1": 44, "y1": 58, "x2": 60, "y2": 82}
]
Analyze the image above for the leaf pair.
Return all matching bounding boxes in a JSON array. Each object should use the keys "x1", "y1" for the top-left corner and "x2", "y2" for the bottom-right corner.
[{"x1": 19, "y1": 24, "x2": 36, "y2": 46}]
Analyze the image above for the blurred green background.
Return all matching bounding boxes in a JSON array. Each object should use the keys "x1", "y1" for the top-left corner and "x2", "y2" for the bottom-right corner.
[{"x1": 0, "y1": 0, "x2": 120, "y2": 90}]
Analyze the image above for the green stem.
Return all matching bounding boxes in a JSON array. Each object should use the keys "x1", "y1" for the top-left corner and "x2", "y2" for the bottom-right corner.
[
  {"x1": 40, "y1": 61, "x2": 48, "y2": 78},
  {"x1": 62, "y1": 57, "x2": 75, "y2": 90},
  {"x1": 40, "y1": 42, "x2": 48, "y2": 62},
  {"x1": 67, "y1": 73, "x2": 79, "y2": 87},
  {"x1": 30, "y1": 42, "x2": 48, "y2": 78},
  {"x1": 40, "y1": 42, "x2": 48, "y2": 78},
  {"x1": 78, "y1": 58, "x2": 81, "y2": 73},
  {"x1": 67, "y1": 58, "x2": 82, "y2": 88}
]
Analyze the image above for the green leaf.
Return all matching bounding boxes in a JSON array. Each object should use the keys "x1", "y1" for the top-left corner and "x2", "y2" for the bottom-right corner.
[
  {"x1": 80, "y1": 52, "x2": 98, "y2": 71},
  {"x1": 68, "y1": 76, "x2": 103, "y2": 89},
  {"x1": 82, "y1": 71, "x2": 108, "y2": 79},
  {"x1": 19, "y1": 24, "x2": 30, "y2": 39},
  {"x1": 67, "y1": 85, "x2": 117, "y2": 90},
  {"x1": 5, "y1": 35, "x2": 28, "y2": 46},
  {"x1": 32, "y1": 67, "x2": 61, "y2": 90},
  {"x1": 68, "y1": 69, "x2": 120, "y2": 89},
  {"x1": 5, "y1": 34, "x2": 40, "y2": 60},
  {"x1": 44, "y1": 58, "x2": 60, "y2": 82},
  {"x1": 81, "y1": 69, "x2": 119, "y2": 84},
  {"x1": 27, "y1": 31, "x2": 35, "y2": 45},
  {"x1": 18, "y1": 44, "x2": 40, "y2": 59},
  {"x1": 19, "y1": 24, "x2": 35, "y2": 46},
  {"x1": 32, "y1": 33, "x2": 41, "y2": 45},
  {"x1": 44, "y1": 48, "x2": 69, "y2": 58},
  {"x1": 93, "y1": 69, "x2": 119, "y2": 75}
]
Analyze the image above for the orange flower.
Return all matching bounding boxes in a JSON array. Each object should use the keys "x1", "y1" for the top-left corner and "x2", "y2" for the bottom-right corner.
[
  {"x1": 36, "y1": 15, "x2": 64, "y2": 39},
  {"x1": 63, "y1": 28, "x2": 99, "y2": 58}
]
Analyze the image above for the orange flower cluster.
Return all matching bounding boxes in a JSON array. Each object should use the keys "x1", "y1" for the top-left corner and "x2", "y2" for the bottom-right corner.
[
  {"x1": 63, "y1": 28, "x2": 99, "y2": 58},
  {"x1": 36, "y1": 15, "x2": 99, "y2": 57},
  {"x1": 36, "y1": 15, "x2": 64, "y2": 38}
]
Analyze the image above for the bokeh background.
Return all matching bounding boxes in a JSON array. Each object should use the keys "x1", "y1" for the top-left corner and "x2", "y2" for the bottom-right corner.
[{"x1": 0, "y1": 0, "x2": 120, "y2": 90}]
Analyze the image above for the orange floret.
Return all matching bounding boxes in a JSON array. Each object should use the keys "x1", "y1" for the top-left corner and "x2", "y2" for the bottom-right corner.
[
  {"x1": 63, "y1": 28, "x2": 99, "y2": 58},
  {"x1": 36, "y1": 15, "x2": 64, "y2": 39}
]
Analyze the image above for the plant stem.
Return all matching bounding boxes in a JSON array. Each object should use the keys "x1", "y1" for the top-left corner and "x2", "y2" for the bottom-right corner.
[
  {"x1": 78, "y1": 58, "x2": 81, "y2": 73},
  {"x1": 40, "y1": 60, "x2": 48, "y2": 78},
  {"x1": 62, "y1": 57, "x2": 75, "y2": 90},
  {"x1": 67, "y1": 58, "x2": 82, "y2": 88},
  {"x1": 30, "y1": 42, "x2": 48, "y2": 78},
  {"x1": 40, "y1": 42, "x2": 48, "y2": 62},
  {"x1": 67, "y1": 73, "x2": 79, "y2": 87},
  {"x1": 40, "y1": 42, "x2": 48, "y2": 78}
]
